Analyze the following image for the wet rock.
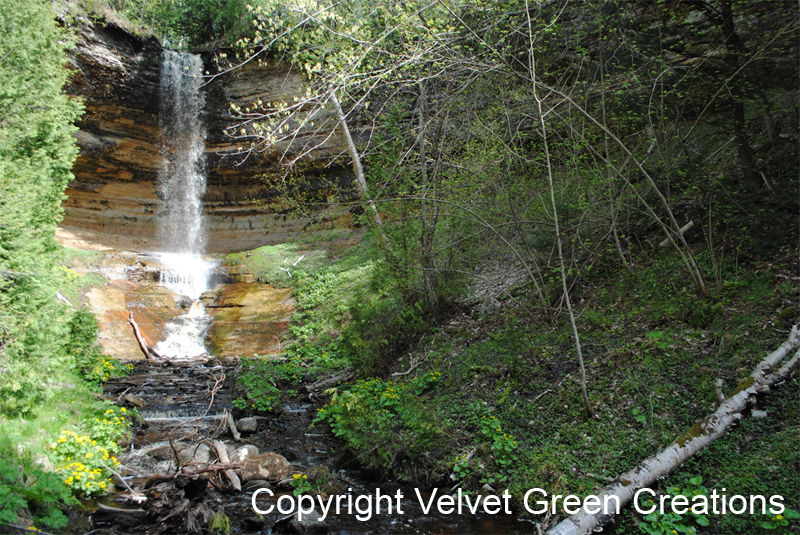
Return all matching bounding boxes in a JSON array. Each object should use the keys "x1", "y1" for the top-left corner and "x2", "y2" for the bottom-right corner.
[
  {"x1": 236, "y1": 417, "x2": 258, "y2": 433},
  {"x1": 281, "y1": 509, "x2": 330, "y2": 534},
  {"x1": 231, "y1": 444, "x2": 259, "y2": 463},
  {"x1": 238, "y1": 452, "x2": 292, "y2": 482},
  {"x1": 60, "y1": 22, "x2": 354, "y2": 256},
  {"x1": 125, "y1": 393, "x2": 147, "y2": 407},
  {"x1": 281, "y1": 449, "x2": 299, "y2": 462},
  {"x1": 242, "y1": 516, "x2": 266, "y2": 531},
  {"x1": 206, "y1": 283, "x2": 294, "y2": 357},
  {"x1": 113, "y1": 511, "x2": 147, "y2": 529},
  {"x1": 178, "y1": 443, "x2": 211, "y2": 465},
  {"x1": 147, "y1": 444, "x2": 176, "y2": 462}
]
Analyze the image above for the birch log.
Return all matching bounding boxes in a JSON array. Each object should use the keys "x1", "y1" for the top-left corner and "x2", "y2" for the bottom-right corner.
[{"x1": 547, "y1": 326, "x2": 799, "y2": 535}]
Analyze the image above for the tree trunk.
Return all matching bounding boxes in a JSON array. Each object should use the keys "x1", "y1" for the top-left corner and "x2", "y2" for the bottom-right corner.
[
  {"x1": 526, "y1": 3, "x2": 593, "y2": 417},
  {"x1": 417, "y1": 81, "x2": 437, "y2": 308},
  {"x1": 330, "y1": 91, "x2": 390, "y2": 252},
  {"x1": 547, "y1": 326, "x2": 800, "y2": 535}
]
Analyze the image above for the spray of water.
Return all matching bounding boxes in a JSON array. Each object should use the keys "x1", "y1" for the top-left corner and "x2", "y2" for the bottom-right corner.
[{"x1": 153, "y1": 51, "x2": 213, "y2": 359}]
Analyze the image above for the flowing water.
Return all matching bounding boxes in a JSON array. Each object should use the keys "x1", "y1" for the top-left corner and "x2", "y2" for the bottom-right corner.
[
  {"x1": 153, "y1": 51, "x2": 213, "y2": 359},
  {"x1": 82, "y1": 50, "x2": 533, "y2": 535}
]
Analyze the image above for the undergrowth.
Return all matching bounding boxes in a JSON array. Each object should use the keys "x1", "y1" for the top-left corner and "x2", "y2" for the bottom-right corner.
[{"x1": 227, "y1": 233, "x2": 798, "y2": 533}]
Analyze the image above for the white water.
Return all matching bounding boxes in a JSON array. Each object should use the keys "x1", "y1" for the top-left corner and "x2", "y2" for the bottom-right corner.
[
  {"x1": 157, "y1": 253, "x2": 214, "y2": 301},
  {"x1": 153, "y1": 51, "x2": 213, "y2": 359}
]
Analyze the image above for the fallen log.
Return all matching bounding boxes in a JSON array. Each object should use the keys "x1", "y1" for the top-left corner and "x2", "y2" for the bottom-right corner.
[
  {"x1": 658, "y1": 221, "x2": 694, "y2": 248},
  {"x1": 307, "y1": 368, "x2": 355, "y2": 392},
  {"x1": 212, "y1": 440, "x2": 241, "y2": 492},
  {"x1": 128, "y1": 312, "x2": 164, "y2": 360},
  {"x1": 96, "y1": 503, "x2": 147, "y2": 516},
  {"x1": 547, "y1": 325, "x2": 800, "y2": 535}
]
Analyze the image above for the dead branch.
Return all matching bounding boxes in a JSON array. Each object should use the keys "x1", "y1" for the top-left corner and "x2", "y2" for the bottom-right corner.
[
  {"x1": 658, "y1": 221, "x2": 695, "y2": 248},
  {"x1": 128, "y1": 312, "x2": 162, "y2": 360},
  {"x1": 307, "y1": 368, "x2": 355, "y2": 392},
  {"x1": 226, "y1": 411, "x2": 241, "y2": 442},
  {"x1": 212, "y1": 440, "x2": 241, "y2": 492},
  {"x1": 95, "y1": 503, "x2": 147, "y2": 516}
]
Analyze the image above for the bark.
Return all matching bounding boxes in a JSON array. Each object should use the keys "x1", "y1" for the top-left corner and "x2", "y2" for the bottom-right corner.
[
  {"x1": 417, "y1": 82, "x2": 437, "y2": 308},
  {"x1": 547, "y1": 326, "x2": 800, "y2": 535},
  {"x1": 598, "y1": 29, "x2": 632, "y2": 275},
  {"x1": 330, "y1": 91, "x2": 391, "y2": 252},
  {"x1": 720, "y1": 0, "x2": 758, "y2": 181}
]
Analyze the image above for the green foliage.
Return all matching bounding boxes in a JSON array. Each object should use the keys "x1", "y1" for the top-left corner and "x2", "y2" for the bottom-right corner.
[
  {"x1": 452, "y1": 453, "x2": 471, "y2": 482},
  {"x1": 341, "y1": 289, "x2": 430, "y2": 375},
  {"x1": 478, "y1": 415, "x2": 518, "y2": 471},
  {"x1": 88, "y1": 406, "x2": 134, "y2": 452},
  {"x1": 173, "y1": 0, "x2": 249, "y2": 47},
  {"x1": 637, "y1": 476, "x2": 710, "y2": 535},
  {"x1": 209, "y1": 511, "x2": 232, "y2": 534},
  {"x1": 289, "y1": 473, "x2": 324, "y2": 496},
  {"x1": 51, "y1": 406, "x2": 132, "y2": 496},
  {"x1": 632, "y1": 407, "x2": 646, "y2": 425},
  {"x1": 0, "y1": 0, "x2": 91, "y2": 417},
  {"x1": 235, "y1": 357, "x2": 281, "y2": 412},
  {"x1": 0, "y1": 452, "x2": 75, "y2": 530},
  {"x1": 761, "y1": 508, "x2": 800, "y2": 530},
  {"x1": 313, "y1": 376, "x2": 444, "y2": 472}
]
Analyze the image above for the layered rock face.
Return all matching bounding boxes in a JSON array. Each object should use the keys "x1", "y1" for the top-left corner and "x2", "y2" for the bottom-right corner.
[{"x1": 60, "y1": 22, "x2": 355, "y2": 254}]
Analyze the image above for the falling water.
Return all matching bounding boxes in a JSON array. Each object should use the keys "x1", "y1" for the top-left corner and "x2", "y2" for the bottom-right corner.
[{"x1": 153, "y1": 51, "x2": 213, "y2": 359}]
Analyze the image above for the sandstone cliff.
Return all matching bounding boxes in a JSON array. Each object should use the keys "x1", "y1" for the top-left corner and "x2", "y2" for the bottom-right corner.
[{"x1": 59, "y1": 21, "x2": 356, "y2": 254}]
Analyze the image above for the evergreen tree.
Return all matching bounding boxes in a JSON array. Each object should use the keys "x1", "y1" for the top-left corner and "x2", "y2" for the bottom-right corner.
[{"x1": 0, "y1": 0, "x2": 85, "y2": 415}]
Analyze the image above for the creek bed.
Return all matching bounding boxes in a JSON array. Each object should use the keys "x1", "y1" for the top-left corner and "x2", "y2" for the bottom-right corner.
[{"x1": 81, "y1": 360, "x2": 526, "y2": 534}]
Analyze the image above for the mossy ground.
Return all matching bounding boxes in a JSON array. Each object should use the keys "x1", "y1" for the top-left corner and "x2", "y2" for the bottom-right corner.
[{"x1": 229, "y1": 234, "x2": 799, "y2": 534}]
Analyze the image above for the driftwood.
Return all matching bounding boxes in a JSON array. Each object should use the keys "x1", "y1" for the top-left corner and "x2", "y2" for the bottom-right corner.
[
  {"x1": 128, "y1": 312, "x2": 163, "y2": 360},
  {"x1": 226, "y1": 412, "x2": 241, "y2": 441},
  {"x1": 96, "y1": 503, "x2": 147, "y2": 516},
  {"x1": 547, "y1": 326, "x2": 800, "y2": 535},
  {"x1": 145, "y1": 474, "x2": 213, "y2": 534},
  {"x1": 307, "y1": 368, "x2": 355, "y2": 392},
  {"x1": 212, "y1": 440, "x2": 241, "y2": 492}
]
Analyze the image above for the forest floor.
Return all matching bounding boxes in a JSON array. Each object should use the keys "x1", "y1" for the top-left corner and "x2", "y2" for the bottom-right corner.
[{"x1": 227, "y1": 232, "x2": 800, "y2": 535}]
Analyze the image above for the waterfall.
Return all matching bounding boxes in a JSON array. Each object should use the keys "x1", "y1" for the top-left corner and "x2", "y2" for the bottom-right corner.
[{"x1": 154, "y1": 51, "x2": 213, "y2": 359}]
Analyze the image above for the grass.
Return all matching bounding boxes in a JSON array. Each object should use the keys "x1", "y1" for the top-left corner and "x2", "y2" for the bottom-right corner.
[{"x1": 223, "y1": 236, "x2": 798, "y2": 533}]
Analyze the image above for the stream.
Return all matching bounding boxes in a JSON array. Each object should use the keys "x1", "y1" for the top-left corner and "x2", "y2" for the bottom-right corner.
[{"x1": 87, "y1": 358, "x2": 525, "y2": 534}]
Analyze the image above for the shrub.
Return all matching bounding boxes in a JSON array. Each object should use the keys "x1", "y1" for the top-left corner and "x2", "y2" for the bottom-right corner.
[
  {"x1": 313, "y1": 375, "x2": 443, "y2": 472},
  {"x1": 0, "y1": 454, "x2": 75, "y2": 530}
]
